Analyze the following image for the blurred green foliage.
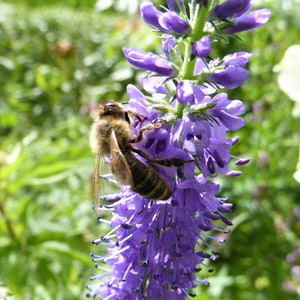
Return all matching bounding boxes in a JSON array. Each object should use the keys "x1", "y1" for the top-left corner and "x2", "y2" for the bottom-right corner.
[
  {"x1": 0, "y1": 1, "x2": 148, "y2": 299},
  {"x1": 1, "y1": 0, "x2": 96, "y2": 8},
  {"x1": 0, "y1": 0, "x2": 300, "y2": 299}
]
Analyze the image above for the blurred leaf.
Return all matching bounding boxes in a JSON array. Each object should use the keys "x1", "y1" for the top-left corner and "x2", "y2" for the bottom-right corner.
[
  {"x1": 35, "y1": 65, "x2": 64, "y2": 91},
  {"x1": 0, "y1": 56, "x2": 15, "y2": 71}
]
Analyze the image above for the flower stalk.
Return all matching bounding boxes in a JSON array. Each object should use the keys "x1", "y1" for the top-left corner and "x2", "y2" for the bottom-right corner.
[{"x1": 190, "y1": 2, "x2": 207, "y2": 42}]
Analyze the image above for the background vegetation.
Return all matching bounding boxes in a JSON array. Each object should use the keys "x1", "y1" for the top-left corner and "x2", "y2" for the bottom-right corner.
[{"x1": 0, "y1": 0, "x2": 299, "y2": 299}]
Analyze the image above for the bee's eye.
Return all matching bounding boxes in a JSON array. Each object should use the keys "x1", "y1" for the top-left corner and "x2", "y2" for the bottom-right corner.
[{"x1": 125, "y1": 112, "x2": 131, "y2": 123}]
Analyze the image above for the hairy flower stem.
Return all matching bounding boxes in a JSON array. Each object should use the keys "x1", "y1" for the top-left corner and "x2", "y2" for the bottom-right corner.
[
  {"x1": 181, "y1": 39, "x2": 195, "y2": 79},
  {"x1": 190, "y1": 3, "x2": 208, "y2": 42}
]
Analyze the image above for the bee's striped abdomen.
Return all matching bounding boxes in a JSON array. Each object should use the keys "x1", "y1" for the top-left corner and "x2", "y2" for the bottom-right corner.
[{"x1": 124, "y1": 152, "x2": 171, "y2": 200}]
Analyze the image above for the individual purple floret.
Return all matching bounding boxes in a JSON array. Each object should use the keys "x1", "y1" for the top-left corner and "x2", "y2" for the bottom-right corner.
[
  {"x1": 209, "y1": 66, "x2": 249, "y2": 89},
  {"x1": 141, "y1": 2, "x2": 189, "y2": 35},
  {"x1": 224, "y1": 9, "x2": 272, "y2": 34},
  {"x1": 123, "y1": 47, "x2": 175, "y2": 76},
  {"x1": 192, "y1": 36, "x2": 211, "y2": 58},
  {"x1": 213, "y1": 0, "x2": 251, "y2": 20}
]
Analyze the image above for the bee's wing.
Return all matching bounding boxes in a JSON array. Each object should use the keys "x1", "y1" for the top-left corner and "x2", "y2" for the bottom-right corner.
[
  {"x1": 110, "y1": 130, "x2": 133, "y2": 187},
  {"x1": 91, "y1": 151, "x2": 103, "y2": 215}
]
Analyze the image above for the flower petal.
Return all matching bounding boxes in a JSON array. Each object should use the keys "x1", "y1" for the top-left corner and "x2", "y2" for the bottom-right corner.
[
  {"x1": 123, "y1": 47, "x2": 174, "y2": 76},
  {"x1": 225, "y1": 9, "x2": 272, "y2": 34}
]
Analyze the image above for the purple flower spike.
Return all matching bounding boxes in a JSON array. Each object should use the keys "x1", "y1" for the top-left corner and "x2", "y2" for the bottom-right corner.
[
  {"x1": 192, "y1": 36, "x2": 211, "y2": 57},
  {"x1": 214, "y1": 0, "x2": 251, "y2": 20},
  {"x1": 89, "y1": 0, "x2": 271, "y2": 298},
  {"x1": 123, "y1": 47, "x2": 175, "y2": 76},
  {"x1": 209, "y1": 66, "x2": 249, "y2": 89},
  {"x1": 225, "y1": 9, "x2": 272, "y2": 34}
]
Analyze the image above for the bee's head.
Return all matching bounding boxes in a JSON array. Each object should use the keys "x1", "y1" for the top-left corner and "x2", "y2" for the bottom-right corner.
[
  {"x1": 101, "y1": 102, "x2": 131, "y2": 123},
  {"x1": 100, "y1": 102, "x2": 120, "y2": 115}
]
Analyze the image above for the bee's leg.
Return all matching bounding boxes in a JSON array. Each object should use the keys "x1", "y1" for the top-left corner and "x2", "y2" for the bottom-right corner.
[
  {"x1": 131, "y1": 121, "x2": 165, "y2": 144},
  {"x1": 128, "y1": 111, "x2": 147, "y2": 123},
  {"x1": 120, "y1": 102, "x2": 147, "y2": 122},
  {"x1": 150, "y1": 157, "x2": 194, "y2": 181},
  {"x1": 130, "y1": 121, "x2": 194, "y2": 167},
  {"x1": 151, "y1": 158, "x2": 194, "y2": 167},
  {"x1": 131, "y1": 147, "x2": 193, "y2": 168},
  {"x1": 131, "y1": 147, "x2": 153, "y2": 161}
]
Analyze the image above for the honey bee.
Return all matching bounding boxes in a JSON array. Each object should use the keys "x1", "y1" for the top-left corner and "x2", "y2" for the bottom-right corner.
[{"x1": 90, "y1": 101, "x2": 173, "y2": 213}]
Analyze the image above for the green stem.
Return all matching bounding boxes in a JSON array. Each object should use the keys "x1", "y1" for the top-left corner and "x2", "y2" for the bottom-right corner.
[
  {"x1": 176, "y1": 102, "x2": 185, "y2": 119},
  {"x1": 181, "y1": 40, "x2": 193, "y2": 79},
  {"x1": 191, "y1": 2, "x2": 209, "y2": 42}
]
